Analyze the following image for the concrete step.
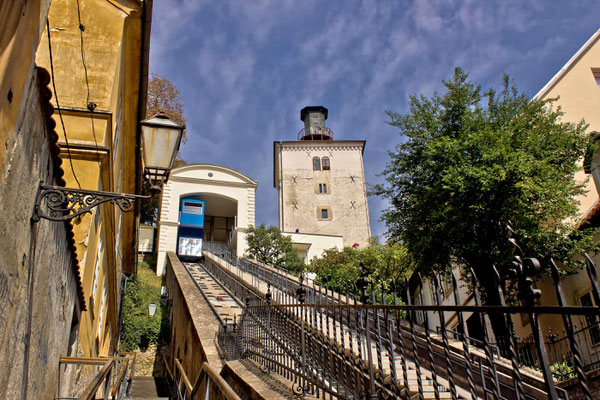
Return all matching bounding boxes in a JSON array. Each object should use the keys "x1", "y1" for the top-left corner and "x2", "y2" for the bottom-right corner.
[{"x1": 130, "y1": 376, "x2": 169, "y2": 399}]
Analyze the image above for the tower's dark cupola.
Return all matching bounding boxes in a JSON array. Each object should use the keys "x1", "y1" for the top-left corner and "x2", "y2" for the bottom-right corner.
[{"x1": 298, "y1": 106, "x2": 333, "y2": 140}]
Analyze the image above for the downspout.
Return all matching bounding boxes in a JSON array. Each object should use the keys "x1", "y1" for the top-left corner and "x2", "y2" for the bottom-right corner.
[
  {"x1": 133, "y1": 0, "x2": 153, "y2": 277},
  {"x1": 279, "y1": 141, "x2": 284, "y2": 229}
]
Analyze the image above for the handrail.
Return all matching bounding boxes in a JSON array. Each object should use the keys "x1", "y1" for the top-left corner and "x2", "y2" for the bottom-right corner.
[
  {"x1": 191, "y1": 362, "x2": 241, "y2": 400},
  {"x1": 78, "y1": 359, "x2": 115, "y2": 400},
  {"x1": 59, "y1": 356, "x2": 123, "y2": 365},
  {"x1": 163, "y1": 354, "x2": 240, "y2": 400},
  {"x1": 174, "y1": 358, "x2": 194, "y2": 394},
  {"x1": 110, "y1": 358, "x2": 129, "y2": 397},
  {"x1": 125, "y1": 352, "x2": 137, "y2": 396}
]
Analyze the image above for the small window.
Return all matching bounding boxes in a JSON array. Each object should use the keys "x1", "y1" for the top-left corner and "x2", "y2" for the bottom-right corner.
[
  {"x1": 91, "y1": 234, "x2": 103, "y2": 304},
  {"x1": 317, "y1": 207, "x2": 331, "y2": 220},
  {"x1": 319, "y1": 183, "x2": 328, "y2": 194},
  {"x1": 313, "y1": 157, "x2": 321, "y2": 170},
  {"x1": 322, "y1": 157, "x2": 330, "y2": 170}
]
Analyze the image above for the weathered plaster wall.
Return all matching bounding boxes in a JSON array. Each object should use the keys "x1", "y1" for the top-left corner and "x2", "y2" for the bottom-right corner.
[
  {"x1": 0, "y1": 0, "x2": 51, "y2": 174},
  {"x1": 0, "y1": 68, "x2": 81, "y2": 400},
  {"x1": 165, "y1": 252, "x2": 223, "y2": 389}
]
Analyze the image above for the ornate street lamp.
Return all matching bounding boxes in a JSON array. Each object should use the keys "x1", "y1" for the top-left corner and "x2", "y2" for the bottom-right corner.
[
  {"x1": 148, "y1": 302, "x2": 157, "y2": 317},
  {"x1": 140, "y1": 112, "x2": 184, "y2": 194},
  {"x1": 32, "y1": 112, "x2": 183, "y2": 222}
]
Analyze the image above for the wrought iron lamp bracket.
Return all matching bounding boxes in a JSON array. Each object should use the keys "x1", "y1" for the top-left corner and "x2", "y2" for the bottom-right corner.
[{"x1": 32, "y1": 184, "x2": 151, "y2": 223}]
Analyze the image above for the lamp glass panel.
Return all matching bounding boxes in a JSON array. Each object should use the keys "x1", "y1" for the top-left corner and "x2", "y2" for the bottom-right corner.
[{"x1": 142, "y1": 125, "x2": 181, "y2": 169}]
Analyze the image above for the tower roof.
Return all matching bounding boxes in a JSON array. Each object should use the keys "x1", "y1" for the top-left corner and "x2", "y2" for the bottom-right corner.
[{"x1": 300, "y1": 106, "x2": 328, "y2": 121}]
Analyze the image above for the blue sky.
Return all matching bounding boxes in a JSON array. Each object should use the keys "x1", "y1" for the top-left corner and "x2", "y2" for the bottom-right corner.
[{"x1": 149, "y1": 0, "x2": 599, "y2": 238}]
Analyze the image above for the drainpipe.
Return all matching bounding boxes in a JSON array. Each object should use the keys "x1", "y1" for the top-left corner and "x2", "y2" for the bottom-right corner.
[
  {"x1": 279, "y1": 141, "x2": 284, "y2": 229},
  {"x1": 133, "y1": 0, "x2": 153, "y2": 277}
]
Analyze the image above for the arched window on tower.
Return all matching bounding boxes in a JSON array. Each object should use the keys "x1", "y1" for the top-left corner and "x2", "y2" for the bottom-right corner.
[
  {"x1": 313, "y1": 156, "x2": 321, "y2": 170},
  {"x1": 322, "y1": 156, "x2": 330, "y2": 170}
]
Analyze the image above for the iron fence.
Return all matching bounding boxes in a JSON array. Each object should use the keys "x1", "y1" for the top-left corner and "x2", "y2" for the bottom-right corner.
[{"x1": 206, "y1": 243, "x2": 600, "y2": 400}]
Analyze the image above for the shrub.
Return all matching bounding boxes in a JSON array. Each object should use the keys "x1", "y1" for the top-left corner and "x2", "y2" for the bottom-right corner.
[{"x1": 120, "y1": 262, "x2": 169, "y2": 351}]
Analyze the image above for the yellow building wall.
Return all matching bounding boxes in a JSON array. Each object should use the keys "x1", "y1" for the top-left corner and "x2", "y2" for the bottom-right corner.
[
  {"x1": 511, "y1": 33, "x2": 600, "y2": 354},
  {"x1": 537, "y1": 34, "x2": 600, "y2": 219},
  {"x1": 35, "y1": 0, "x2": 144, "y2": 358},
  {"x1": 0, "y1": 0, "x2": 51, "y2": 175}
]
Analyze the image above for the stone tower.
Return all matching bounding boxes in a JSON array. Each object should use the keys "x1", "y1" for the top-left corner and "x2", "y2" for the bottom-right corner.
[{"x1": 274, "y1": 106, "x2": 371, "y2": 250}]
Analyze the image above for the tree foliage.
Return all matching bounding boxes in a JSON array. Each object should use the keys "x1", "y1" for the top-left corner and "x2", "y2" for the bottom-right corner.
[
  {"x1": 245, "y1": 223, "x2": 305, "y2": 274},
  {"x1": 120, "y1": 262, "x2": 169, "y2": 352},
  {"x1": 140, "y1": 74, "x2": 187, "y2": 224},
  {"x1": 373, "y1": 68, "x2": 597, "y2": 312},
  {"x1": 146, "y1": 73, "x2": 186, "y2": 128},
  {"x1": 308, "y1": 239, "x2": 414, "y2": 298}
]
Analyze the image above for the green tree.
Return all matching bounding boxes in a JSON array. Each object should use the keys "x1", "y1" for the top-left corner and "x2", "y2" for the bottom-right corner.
[
  {"x1": 245, "y1": 224, "x2": 305, "y2": 274},
  {"x1": 308, "y1": 240, "x2": 414, "y2": 298},
  {"x1": 373, "y1": 68, "x2": 597, "y2": 337},
  {"x1": 308, "y1": 246, "x2": 360, "y2": 294},
  {"x1": 141, "y1": 74, "x2": 187, "y2": 225}
]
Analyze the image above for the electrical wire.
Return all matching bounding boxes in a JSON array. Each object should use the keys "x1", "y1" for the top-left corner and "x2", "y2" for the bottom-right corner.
[
  {"x1": 47, "y1": 18, "x2": 82, "y2": 189},
  {"x1": 75, "y1": 0, "x2": 100, "y2": 154}
]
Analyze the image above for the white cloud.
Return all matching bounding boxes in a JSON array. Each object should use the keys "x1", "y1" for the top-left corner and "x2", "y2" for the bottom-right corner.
[{"x1": 149, "y1": 0, "x2": 600, "y2": 237}]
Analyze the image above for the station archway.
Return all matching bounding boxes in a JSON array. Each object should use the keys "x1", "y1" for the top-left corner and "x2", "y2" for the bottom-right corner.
[{"x1": 155, "y1": 164, "x2": 258, "y2": 275}]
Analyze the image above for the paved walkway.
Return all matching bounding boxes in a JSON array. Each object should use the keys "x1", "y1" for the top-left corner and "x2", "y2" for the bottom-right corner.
[{"x1": 130, "y1": 376, "x2": 169, "y2": 399}]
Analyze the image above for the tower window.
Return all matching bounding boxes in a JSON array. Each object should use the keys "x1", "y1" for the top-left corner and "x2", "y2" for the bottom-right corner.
[
  {"x1": 313, "y1": 156, "x2": 321, "y2": 170},
  {"x1": 317, "y1": 207, "x2": 332, "y2": 220},
  {"x1": 318, "y1": 183, "x2": 328, "y2": 193},
  {"x1": 322, "y1": 157, "x2": 330, "y2": 170}
]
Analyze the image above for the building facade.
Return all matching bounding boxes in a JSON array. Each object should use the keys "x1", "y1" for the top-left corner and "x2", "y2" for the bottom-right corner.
[
  {"x1": 0, "y1": 1, "x2": 151, "y2": 398},
  {"x1": 156, "y1": 164, "x2": 258, "y2": 275},
  {"x1": 33, "y1": 0, "x2": 150, "y2": 362},
  {"x1": 0, "y1": 11, "x2": 85, "y2": 394},
  {"x1": 273, "y1": 106, "x2": 371, "y2": 261}
]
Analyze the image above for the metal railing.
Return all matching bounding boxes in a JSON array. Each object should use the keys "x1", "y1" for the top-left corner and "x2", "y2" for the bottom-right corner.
[
  {"x1": 206, "y1": 241, "x2": 600, "y2": 400},
  {"x1": 55, "y1": 354, "x2": 135, "y2": 400},
  {"x1": 494, "y1": 320, "x2": 600, "y2": 381},
  {"x1": 297, "y1": 125, "x2": 334, "y2": 140}
]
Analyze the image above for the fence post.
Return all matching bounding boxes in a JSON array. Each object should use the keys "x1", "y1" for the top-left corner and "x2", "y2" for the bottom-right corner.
[{"x1": 551, "y1": 259, "x2": 592, "y2": 400}]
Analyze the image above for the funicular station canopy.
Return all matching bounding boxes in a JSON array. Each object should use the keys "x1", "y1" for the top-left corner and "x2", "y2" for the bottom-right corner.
[{"x1": 156, "y1": 164, "x2": 258, "y2": 275}]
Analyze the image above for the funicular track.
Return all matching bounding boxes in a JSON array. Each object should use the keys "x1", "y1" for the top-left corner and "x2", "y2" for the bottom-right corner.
[
  {"x1": 199, "y1": 245, "x2": 593, "y2": 400},
  {"x1": 181, "y1": 261, "x2": 244, "y2": 328}
]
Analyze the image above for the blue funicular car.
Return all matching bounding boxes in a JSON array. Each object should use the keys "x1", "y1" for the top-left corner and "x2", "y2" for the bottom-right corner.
[{"x1": 177, "y1": 197, "x2": 205, "y2": 260}]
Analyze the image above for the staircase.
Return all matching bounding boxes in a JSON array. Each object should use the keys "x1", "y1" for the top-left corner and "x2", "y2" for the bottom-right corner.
[{"x1": 130, "y1": 376, "x2": 169, "y2": 400}]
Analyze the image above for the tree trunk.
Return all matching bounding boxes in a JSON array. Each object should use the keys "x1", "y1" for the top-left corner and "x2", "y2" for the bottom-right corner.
[{"x1": 473, "y1": 265, "x2": 513, "y2": 356}]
